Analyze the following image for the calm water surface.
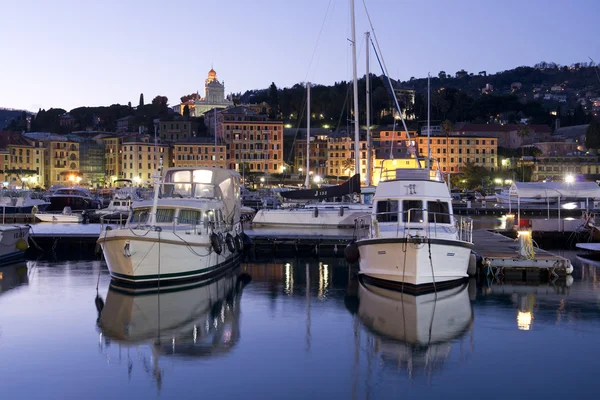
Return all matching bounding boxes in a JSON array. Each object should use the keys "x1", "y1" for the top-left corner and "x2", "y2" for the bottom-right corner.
[{"x1": 0, "y1": 252, "x2": 599, "y2": 399}]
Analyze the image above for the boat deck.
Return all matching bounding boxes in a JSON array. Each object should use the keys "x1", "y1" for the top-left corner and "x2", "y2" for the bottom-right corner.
[{"x1": 472, "y1": 229, "x2": 573, "y2": 280}]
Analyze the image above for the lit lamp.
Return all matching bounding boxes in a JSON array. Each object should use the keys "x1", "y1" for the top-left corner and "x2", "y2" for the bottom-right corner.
[
  {"x1": 565, "y1": 174, "x2": 575, "y2": 183},
  {"x1": 313, "y1": 175, "x2": 322, "y2": 184},
  {"x1": 260, "y1": 177, "x2": 265, "y2": 183},
  {"x1": 494, "y1": 178, "x2": 503, "y2": 185}
]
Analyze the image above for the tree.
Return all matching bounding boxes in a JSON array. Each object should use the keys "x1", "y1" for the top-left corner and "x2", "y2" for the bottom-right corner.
[
  {"x1": 180, "y1": 93, "x2": 200, "y2": 103},
  {"x1": 440, "y1": 120, "x2": 455, "y2": 134},
  {"x1": 586, "y1": 120, "x2": 600, "y2": 151},
  {"x1": 438, "y1": 71, "x2": 447, "y2": 79},
  {"x1": 152, "y1": 95, "x2": 168, "y2": 106},
  {"x1": 268, "y1": 82, "x2": 279, "y2": 118},
  {"x1": 139, "y1": 93, "x2": 144, "y2": 107},
  {"x1": 183, "y1": 105, "x2": 190, "y2": 118},
  {"x1": 341, "y1": 158, "x2": 355, "y2": 176}
]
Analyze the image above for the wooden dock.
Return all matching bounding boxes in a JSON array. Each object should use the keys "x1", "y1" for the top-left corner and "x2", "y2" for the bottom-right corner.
[{"x1": 472, "y1": 229, "x2": 573, "y2": 281}]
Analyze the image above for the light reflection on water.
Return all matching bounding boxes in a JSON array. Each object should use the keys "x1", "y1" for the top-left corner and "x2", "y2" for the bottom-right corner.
[{"x1": 0, "y1": 254, "x2": 598, "y2": 399}]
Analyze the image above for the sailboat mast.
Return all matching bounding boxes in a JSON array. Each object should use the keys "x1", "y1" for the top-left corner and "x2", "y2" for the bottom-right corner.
[
  {"x1": 365, "y1": 31, "x2": 371, "y2": 186},
  {"x1": 350, "y1": 0, "x2": 361, "y2": 181},
  {"x1": 304, "y1": 82, "x2": 311, "y2": 188},
  {"x1": 214, "y1": 108, "x2": 218, "y2": 168},
  {"x1": 427, "y1": 73, "x2": 431, "y2": 169}
]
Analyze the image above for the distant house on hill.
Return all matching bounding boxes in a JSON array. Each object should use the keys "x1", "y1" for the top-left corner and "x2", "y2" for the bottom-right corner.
[{"x1": 455, "y1": 123, "x2": 552, "y2": 149}]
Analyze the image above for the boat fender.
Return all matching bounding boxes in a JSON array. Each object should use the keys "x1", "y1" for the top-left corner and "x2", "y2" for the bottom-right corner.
[
  {"x1": 313, "y1": 208, "x2": 319, "y2": 218},
  {"x1": 339, "y1": 207, "x2": 345, "y2": 217},
  {"x1": 344, "y1": 240, "x2": 360, "y2": 263},
  {"x1": 16, "y1": 238, "x2": 28, "y2": 251},
  {"x1": 32, "y1": 205, "x2": 39, "y2": 215},
  {"x1": 234, "y1": 234, "x2": 243, "y2": 252},
  {"x1": 211, "y1": 232, "x2": 223, "y2": 254},
  {"x1": 225, "y1": 233, "x2": 236, "y2": 253}
]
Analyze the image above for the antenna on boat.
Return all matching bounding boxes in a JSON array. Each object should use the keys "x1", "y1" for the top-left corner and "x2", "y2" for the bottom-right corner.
[
  {"x1": 305, "y1": 82, "x2": 311, "y2": 188},
  {"x1": 427, "y1": 73, "x2": 431, "y2": 169},
  {"x1": 365, "y1": 31, "x2": 371, "y2": 186},
  {"x1": 350, "y1": 0, "x2": 361, "y2": 182},
  {"x1": 149, "y1": 157, "x2": 163, "y2": 228}
]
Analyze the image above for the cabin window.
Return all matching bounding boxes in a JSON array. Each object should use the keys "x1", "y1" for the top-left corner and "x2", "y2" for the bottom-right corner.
[
  {"x1": 131, "y1": 208, "x2": 151, "y2": 223},
  {"x1": 178, "y1": 209, "x2": 202, "y2": 224},
  {"x1": 173, "y1": 183, "x2": 193, "y2": 197},
  {"x1": 375, "y1": 200, "x2": 398, "y2": 222},
  {"x1": 156, "y1": 208, "x2": 175, "y2": 223},
  {"x1": 427, "y1": 201, "x2": 451, "y2": 223},
  {"x1": 402, "y1": 200, "x2": 423, "y2": 223}
]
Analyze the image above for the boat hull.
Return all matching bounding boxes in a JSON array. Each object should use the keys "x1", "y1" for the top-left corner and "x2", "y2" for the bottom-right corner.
[
  {"x1": 357, "y1": 238, "x2": 472, "y2": 292},
  {"x1": 35, "y1": 213, "x2": 83, "y2": 223},
  {"x1": 0, "y1": 226, "x2": 30, "y2": 265},
  {"x1": 253, "y1": 206, "x2": 369, "y2": 229},
  {"x1": 98, "y1": 230, "x2": 242, "y2": 286}
]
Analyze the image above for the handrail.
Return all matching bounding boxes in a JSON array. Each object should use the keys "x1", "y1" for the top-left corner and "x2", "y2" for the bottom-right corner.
[{"x1": 354, "y1": 209, "x2": 473, "y2": 243}]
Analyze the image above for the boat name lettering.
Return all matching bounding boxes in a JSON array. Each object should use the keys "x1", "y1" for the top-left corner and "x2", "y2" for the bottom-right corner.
[{"x1": 13, "y1": 231, "x2": 25, "y2": 239}]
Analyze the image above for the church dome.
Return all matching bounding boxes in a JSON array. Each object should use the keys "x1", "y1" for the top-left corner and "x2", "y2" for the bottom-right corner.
[{"x1": 208, "y1": 68, "x2": 217, "y2": 77}]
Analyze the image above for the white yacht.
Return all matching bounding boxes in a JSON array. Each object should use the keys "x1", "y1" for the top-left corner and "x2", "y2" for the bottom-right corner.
[
  {"x1": 0, "y1": 225, "x2": 30, "y2": 265},
  {"x1": 97, "y1": 166, "x2": 244, "y2": 286},
  {"x1": 353, "y1": 159, "x2": 474, "y2": 292}
]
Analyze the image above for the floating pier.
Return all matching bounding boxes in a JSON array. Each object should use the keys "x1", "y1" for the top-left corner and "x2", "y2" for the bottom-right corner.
[{"x1": 472, "y1": 229, "x2": 573, "y2": 281}]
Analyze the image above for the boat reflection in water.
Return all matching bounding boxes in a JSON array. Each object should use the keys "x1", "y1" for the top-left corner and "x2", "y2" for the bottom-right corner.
[
  {"x1": 0, "y1": 262, "x2": 29, "y2": 296},
  {"x1": 355, "y1": 279, "x2": 474, "y2": 378},
  {"x1": 97, "y1": 268, "x2": 251, "y2": 387}
]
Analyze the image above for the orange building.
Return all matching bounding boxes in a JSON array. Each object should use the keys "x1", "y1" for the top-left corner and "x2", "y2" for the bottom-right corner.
[
  {"x1": 417, "y1": 135, "x2": 497, "y2": 173},
  {"x1": 216, "y1": 106, "x2": 283, "y2": 174},
  {"x1": 172, "y1": 138, "x2": 227, "y2": 169}
]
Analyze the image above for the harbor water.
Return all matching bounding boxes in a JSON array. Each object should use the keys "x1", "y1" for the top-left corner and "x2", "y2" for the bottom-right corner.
[{"x1": 0, "y1": 251, "x2": 599, "y2": 399}]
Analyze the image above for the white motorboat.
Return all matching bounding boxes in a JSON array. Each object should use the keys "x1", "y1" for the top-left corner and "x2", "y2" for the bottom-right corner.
[
  {"x1": 353, "y1": 161, "x2": 474, "y2": 292},
  {"x1": 97, "y1": 166, "x2": 245, "y2": 286},
  {"x1": 97, "y1": 180, "x2": 144, "y2": 219},
  {"x1": 34, "y1": 206, "x2": 84, "y2": 223},
  {"x1": 356, "y1": 279, "x2": 473, "y2": 375},
  {"x1": 0, "y1": 190, "x2": 49, "y2": 214},
  {"x1": 0, "y1": 225, "x2": 30, "y2": 265}
]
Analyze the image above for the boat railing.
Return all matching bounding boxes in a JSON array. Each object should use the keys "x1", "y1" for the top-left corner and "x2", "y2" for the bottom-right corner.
[
  {"x1": 116, "y1": 211, "x2": 237, "y2": 236},
  {"x1": 354, "y1": 209, "x2": 473, "y2": 243}
]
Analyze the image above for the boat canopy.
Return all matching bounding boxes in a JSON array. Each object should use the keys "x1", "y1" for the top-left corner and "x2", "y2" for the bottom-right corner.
[{"x1": 508, "y1": 182, "x2": 600, "y2": 199}]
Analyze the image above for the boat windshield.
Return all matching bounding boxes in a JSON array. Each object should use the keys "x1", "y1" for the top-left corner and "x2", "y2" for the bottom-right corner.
[{"x1": 160, "y1": 183, "x2": 215, "y2": 199}]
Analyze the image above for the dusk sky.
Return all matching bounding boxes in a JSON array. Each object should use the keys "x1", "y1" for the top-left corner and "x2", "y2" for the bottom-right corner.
[{"x1": 1, "y1": 0, "x2": 598, "y2": 112}]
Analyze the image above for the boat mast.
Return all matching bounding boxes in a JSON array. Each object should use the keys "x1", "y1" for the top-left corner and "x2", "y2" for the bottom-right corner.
[
  {"x1": 304, "y1": 82, "x2": 311, "y2": 188},
  {"x1": 149, "y1": 157, "x2": 163, "y2": 228},
  {"x1": 350, "y1": 0, "x2": 361, "y2": 181},
  {"x1": 427, "y1": 73, "x2": 431, "y2": 169},
  {"x1": 365, "y1": 31, "x2": 371, "y2": 186}
]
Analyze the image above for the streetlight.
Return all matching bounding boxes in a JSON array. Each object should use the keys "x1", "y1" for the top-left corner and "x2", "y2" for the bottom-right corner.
[
  {"x1": 313, "y1": 175, "x2": 322, "y2": 184},
  {"x1": 565, "y1": 174, "x2": 575, "y2": 183},
  {"x1": 260, "y1": 177, "x2": 265, "y2": 183}
]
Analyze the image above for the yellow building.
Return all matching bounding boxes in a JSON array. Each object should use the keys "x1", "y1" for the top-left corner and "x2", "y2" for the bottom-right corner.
[
  {"x1": 326, "y1": 135, "x2": 372, "y2": 183},
  {"x1": 417, "y1": 135, "x2": 497, "y2": 173},
  {"x1": 44, "y1": 139, "x2": 80, "y2": 186},
  {"x1": 103, "y1": 135, "x2": 127, "y2": 183},
  {"x1": 121, "y1": 136, "x2": 171, "y2": 186},
  {"x1": 172, "y1": 138, "x2": 227, "y2": 169},
  {"x1": 0, "y1": 132, "x2": 45, "y2": 187}
]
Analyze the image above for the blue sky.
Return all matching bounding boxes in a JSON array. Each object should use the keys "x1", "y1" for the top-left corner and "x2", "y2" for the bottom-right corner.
[{"x1": 1, "y1": 0, "x2": 598, "y2": 112}]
